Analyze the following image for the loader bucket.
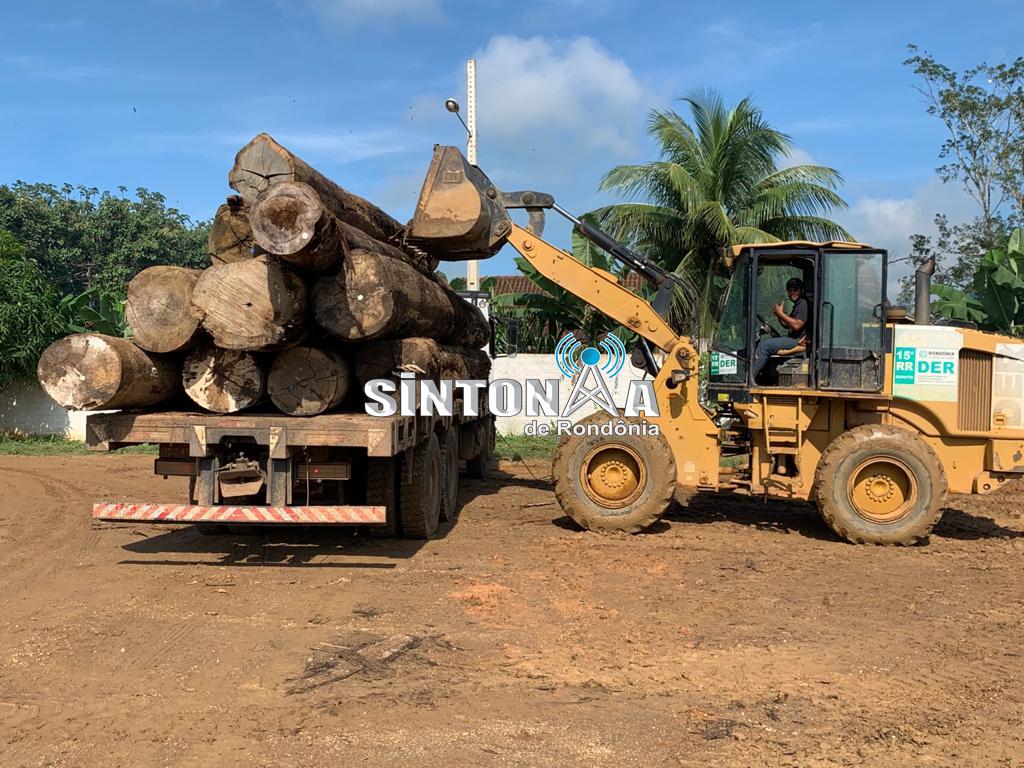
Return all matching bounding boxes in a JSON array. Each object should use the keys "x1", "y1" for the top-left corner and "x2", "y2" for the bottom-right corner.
[{"x1": 406, "y1": 145, "x2": 512, "y2": 261}]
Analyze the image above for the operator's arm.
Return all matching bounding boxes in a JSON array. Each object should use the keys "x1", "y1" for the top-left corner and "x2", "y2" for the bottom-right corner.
[{"x1": 773, "y1": 300, "x2": 806, "y2": 333}]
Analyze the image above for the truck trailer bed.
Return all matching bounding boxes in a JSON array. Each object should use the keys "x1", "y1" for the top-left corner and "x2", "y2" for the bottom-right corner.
[{"x1": 85, "y1": 410, "x2": 464, "y2": 457}]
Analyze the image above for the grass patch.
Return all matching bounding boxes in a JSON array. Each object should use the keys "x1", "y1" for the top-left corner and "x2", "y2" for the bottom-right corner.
[
  {"x1": 494, "y1": 433, "x2": 560, "y2": 460},
  {"x1": 0, "y1": 434, "x2": 157, "y2": 456}
]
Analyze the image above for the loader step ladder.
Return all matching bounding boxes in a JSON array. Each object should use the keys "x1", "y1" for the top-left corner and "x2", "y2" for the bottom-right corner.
[{"x1": 761, "y1": 395, "x2": 805, "y2": 495}]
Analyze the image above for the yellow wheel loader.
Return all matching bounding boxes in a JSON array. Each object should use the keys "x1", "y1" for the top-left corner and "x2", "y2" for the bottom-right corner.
[{"x1": 409, "y1": 145, "x2": 1024, "y2": 545}]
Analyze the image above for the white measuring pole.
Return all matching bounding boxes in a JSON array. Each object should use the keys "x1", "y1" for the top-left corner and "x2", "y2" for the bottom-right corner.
[{"x1": 466, "y1": 58, "x2": 480, "y2": 291}]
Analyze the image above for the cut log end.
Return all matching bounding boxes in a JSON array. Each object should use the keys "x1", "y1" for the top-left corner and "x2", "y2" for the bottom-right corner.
[
  {"x1": 182, "y1": 346, "x2": 265, "y2": 414},
  {"x1": 125, "y1": 266, "x2": 202, "y2": 353},
  {"x1": 249, "y1": 182, "x2": 323, "y2": 257},
  {"x1": 191, "y1": 256, "x2": 308, "y2": 351},
  {"x1": 268, "y1": 347, "x2": 351, "y2": 416},
  {"x1": 37, "y1": 334, "x2": 179, "y2": 411},
  {"x1": 208, "y1": 196, "x2": 258, "y2": 264}
]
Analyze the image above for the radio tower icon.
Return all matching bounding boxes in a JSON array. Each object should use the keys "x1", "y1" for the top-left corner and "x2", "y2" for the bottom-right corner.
[{"x1": 563, "y1": 346, "x2": 618, "y2": 418}]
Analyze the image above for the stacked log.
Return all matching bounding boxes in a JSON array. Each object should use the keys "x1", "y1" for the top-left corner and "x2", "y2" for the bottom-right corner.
[
  {"x1": 37, "y1": 132, "x2": 491, "y2": 417},
  {"x1": 125, "y1": 266, "x2": 203, "y2": 353},
  {"x1": 37, "y1": 333, "x2": 179, "y2": 410}
]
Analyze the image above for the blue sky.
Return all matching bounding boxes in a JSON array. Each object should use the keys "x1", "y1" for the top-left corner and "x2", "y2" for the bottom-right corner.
[{"x1": 1, "y1": 0, "x2": 1022, "y2": 290}]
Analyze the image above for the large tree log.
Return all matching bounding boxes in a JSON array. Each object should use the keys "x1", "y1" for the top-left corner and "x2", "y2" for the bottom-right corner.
[
  {"x1": 208, "y1": 195, "x2": 258, "y2": 264},
  {"x1": 249, "y1": 181, "x2": 437, "y2": 275},
  {"x1": 229, "y1": 133, "x2": 404, "y2": 246},
  {"x1": 191, "y1": 256, "x2": 307, "y2": 351},
  {"x1": 182, "y1": 346, "x2": 265, "y2": 414},
  {"x1": 313, "y1": 248, "x2": 489, "y2": 346},
  {"x1": 125, "y1": 266, "x2": 203, "y2": 353},
  {"x1": 354, "y1": 338, "x2": 491, "y2": 385},
  {"x1": 37, "y1": 333, "x2": 179, "y2": 410},
  {"x1": 267, "y1": 346, "x2": 351, "y2": 416}
]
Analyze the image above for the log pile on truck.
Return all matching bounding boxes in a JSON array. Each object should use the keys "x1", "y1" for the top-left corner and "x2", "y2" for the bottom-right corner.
[{"x1": 36, "y1": 133, "x2": 491, "y2": 417}]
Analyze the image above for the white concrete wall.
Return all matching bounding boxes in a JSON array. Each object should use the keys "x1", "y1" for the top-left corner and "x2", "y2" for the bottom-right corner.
[
  {"x1": 0, "y1": 378, "x2": 103, "y2": 440},
  {"x1": 490, "y1": 353, "x2": 651, "y2": 434}
]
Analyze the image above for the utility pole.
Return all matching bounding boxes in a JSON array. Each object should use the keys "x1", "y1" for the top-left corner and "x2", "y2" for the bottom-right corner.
[{"x1": 465, "y1": 58, "x2": 479, "y2": 291}]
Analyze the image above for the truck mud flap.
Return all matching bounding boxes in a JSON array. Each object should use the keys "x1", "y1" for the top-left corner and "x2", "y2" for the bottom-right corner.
[{"x1": 92, "y1": 503, "x2": 386, "y2": 525}]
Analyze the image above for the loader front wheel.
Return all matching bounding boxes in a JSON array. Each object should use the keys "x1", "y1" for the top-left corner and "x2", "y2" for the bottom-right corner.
[
  {"x1": 553, "y1": 414, "x2": 676, "y2": 533},
  {"x1": 814, "y1": 424, "x2": 946, "y2": 545}
]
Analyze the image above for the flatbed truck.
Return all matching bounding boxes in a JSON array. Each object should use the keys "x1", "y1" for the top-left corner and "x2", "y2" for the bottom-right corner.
[{"x1": 85, "y1": 406, "x2": 495, "y2": 539}]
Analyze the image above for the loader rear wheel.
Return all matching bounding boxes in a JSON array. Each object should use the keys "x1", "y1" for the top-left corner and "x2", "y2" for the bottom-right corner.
[
  {"x1": 439, "y1": 429, "x2": 460, "y2": 522},
  {"x1": 814, "y1": 424, "x2": 946, "y2": 545},
  {"x1": 552, "y1": 413, "x2": 676, "y2": 533},
  {"x1": 400, "y1": 433, "x2": 442, "y2": 539}
]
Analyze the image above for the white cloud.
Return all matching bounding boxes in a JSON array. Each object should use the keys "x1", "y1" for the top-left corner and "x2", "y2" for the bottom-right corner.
[
  {"x1": 840, "y1": 177, "x2": 978, "y2": 294},
  {"x1": 473, "y1": 35, "x2": 650, "y2": 157},
  {"x1": 780, "y1": 147, "x2": 817, "y2": 169},
  {"x1": 305, "y1": 0, "x2": 441, "y2": 26}
]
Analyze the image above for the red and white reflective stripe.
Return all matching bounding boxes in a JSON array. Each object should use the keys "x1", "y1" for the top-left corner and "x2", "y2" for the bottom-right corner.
[{"x1": 92, "y1": 503, "x2": 386, "y2": 524}]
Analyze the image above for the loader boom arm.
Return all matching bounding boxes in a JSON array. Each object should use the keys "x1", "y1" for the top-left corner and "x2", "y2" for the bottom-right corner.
[{"x1": 505, "y1": 223, "x2": 683, "y2": 354}]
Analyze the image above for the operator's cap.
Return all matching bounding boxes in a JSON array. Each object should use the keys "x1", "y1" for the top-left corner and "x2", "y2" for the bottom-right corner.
[{"x1": 786, "y1": 277, "x2": 804, "y2": 291}]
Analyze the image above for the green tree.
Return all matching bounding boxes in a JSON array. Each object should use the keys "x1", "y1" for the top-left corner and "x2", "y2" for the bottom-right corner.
[
  {"x1": 490, "y1": 224, "x2": 638, "y2": 352},
  {"x1": 0, "y1": 231, "x2": 65, "y2": 389},
  {"x1": 594, "y1": 90, "x2": 850, "y2": 335},
  {"x1": 931, "y1": 229, "x2": 1024, "y2": 335},
  {"x1": 902, "y1": 46, "x2": 1024, "y2": 288},
  {"x1": 0, "y1": 182, "x2": 211, "y2": 301}
]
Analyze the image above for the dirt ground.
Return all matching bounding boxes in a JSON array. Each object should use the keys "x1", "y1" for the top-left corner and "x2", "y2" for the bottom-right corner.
[{"x1": 1, "y1": 454, "x2": 1023, "y2": 768}]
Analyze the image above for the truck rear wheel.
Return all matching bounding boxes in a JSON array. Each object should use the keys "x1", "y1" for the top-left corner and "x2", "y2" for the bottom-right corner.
[
  {"x1": 400, "y1": 433, "x2": 442, "y2": 539},
  {"x1": 366, "y1": 458, "x2": 400, "y2": 538},
  {"x1": 552, "y1": 413, "x2": 676, "y2": 533},
  {"x1": 813, "y1": 424, "x2": 947, "y2": 545},
  {"x1": 439, "y1": 429, "x2": 460, "y2": 522},
  {"x1": 465, "y1": 418, "x2": 494, "y2": 479}
]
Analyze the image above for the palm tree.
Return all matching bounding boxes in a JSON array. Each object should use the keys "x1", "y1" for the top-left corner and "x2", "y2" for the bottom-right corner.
[{"x1": 596, "y1": 90, "x2": 852, "y2": 336}]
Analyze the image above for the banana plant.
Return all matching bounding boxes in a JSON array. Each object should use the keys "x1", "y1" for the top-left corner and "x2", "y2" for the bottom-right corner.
[
  {"x1": 932, "y1": 229, "x2": 1024, "y2": 335},
  {"x1": 57, "y1": 288, "x2": 130, "y2": 337}
]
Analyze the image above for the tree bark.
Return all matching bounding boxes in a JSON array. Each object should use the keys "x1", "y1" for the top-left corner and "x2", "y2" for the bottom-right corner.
[
  {"x1": 37, "y1": 333, "x2": 179, "y2": 411},
  {"x1": 229, "y1": 133, "x2": 405, "y2": 245},
  {"x1": 182, "y1": 345, "x2": 265, "y2": 414},
  {"x1": 249, "y1": 181, "x2": 438, "y2": 275},
  {"x1": 191, "y1": 256, "x2": 307, "y2": 351},
  {"x1": 268, "y1": 346, "x2": 352, "y2": 416},
  {"x1": 125, "y1": 266, "x2": 203, "y2": 353},
  {"x1": 313, "y1": 248, "x2": 489, "y2": 346},
  {"x1": 354, "y1": 338, "x2": 491, "y2": 385},
  {"x1": 208, "y1": 195, "x2": 258, "y2": 264}
]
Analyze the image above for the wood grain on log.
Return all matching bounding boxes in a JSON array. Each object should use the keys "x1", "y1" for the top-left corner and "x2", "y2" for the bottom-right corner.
[
  {"x1": 229, "y1": 133, "x2": 404, "y2": 245},
  {"x1": 313, "y1": 248, "x2": 489, "y2": 347},
  {"x1": 248, "y1": 182, "x2": 343, "y2": 272},
  {"x1": 354, "y1": 338, "x2": 491, "y2": 385},
  {"x1": 182, "y1": 346, "x2": 265, "y2": 414},
  {"x1": 125, "y1": 266, "x2": 203, "y2": 353},
  {"x1": 37, "y1": 333, "x2": 179, "y2": 410},
  {"x1": 191, "y1": 256, "x2": 307, "y2": 351},
  {"x1": 250, "y1": 181, "x2": 438, "y2": 275},
  {"x1": 208, "y1": 195, "x2": 257, "y2": 264},
  {"x1": 268, "y1": 346, "x2": 351, "y2": 416}
]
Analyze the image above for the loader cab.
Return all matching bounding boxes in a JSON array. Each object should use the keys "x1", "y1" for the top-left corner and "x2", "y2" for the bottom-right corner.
[{"x1": 707, "y1": 241, "x2": 887, "y2": 403}]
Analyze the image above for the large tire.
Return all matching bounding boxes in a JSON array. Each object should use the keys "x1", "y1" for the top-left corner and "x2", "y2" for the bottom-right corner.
[
  {"x1": 439, "y1": 429, "x2": 460, "y2": 522},
  {"x1": 400, "y1": 433, "x2": 442, "y2": 539},
  {"x1": 465, "y1": 418, "x2": 494, "y2": 479},
  {"x1": 552, "y1": 413, "x2": 676, "y2": 533},
  {"x1": 366, "y1": 457, "x2": 400, "y2": 538},
  {"x1": 813, "y1": 424, "x2": 947, "y2": 545}
]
